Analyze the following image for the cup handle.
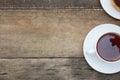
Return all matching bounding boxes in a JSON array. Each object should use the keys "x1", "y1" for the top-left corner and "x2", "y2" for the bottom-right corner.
[{"x1": 86, "y1": 50, "x2": 96, "y2": 54}]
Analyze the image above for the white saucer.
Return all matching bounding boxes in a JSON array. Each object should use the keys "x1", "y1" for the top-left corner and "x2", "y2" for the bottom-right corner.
[
  {"x1": 83, "y1": 24, "x2": 120, "y2": 74},
  {"x1": 100, "y1": 0, "x2": 120, "y2": 20}
]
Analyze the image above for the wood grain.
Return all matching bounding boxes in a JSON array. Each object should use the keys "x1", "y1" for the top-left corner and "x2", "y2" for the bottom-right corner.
[
  {"x1": 0, "y1": 58, "x2": 119, "y2": 80},
  {"x1": 0, "y1": 10, "x2": 120, "y2": 57},
  {"x1": 0, "y1": 0, "x2": 120, "y2": 79},
  {"x1": 0, "y1": 0, "x2": 101, "y2": 9}
]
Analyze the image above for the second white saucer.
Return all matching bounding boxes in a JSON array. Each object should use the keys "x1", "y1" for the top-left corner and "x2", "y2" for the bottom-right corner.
[{"x1": 100, "y1": 0, "x2": 120, "y2": 20}]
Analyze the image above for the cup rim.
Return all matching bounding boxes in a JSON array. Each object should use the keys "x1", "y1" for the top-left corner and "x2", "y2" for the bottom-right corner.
[{"x1": 95, "y1": 32, "x2": 120, "y2": 63}]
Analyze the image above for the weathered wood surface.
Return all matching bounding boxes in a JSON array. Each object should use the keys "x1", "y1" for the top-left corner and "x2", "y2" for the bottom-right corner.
[
  {"x1": 0, "y1": 0, "x2": 101, "y2": 9},
  {"x1": 0, "y1": 0, "x2": 120, "y2": 79},
  {"x1": 0, "y1": 10, "x2": 120, "y2": 57},
  {"x1": 0, "y1": 58, "x2": 120, "y2": 80}
]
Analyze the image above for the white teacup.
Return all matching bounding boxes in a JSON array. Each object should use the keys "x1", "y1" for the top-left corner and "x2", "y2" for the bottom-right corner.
[{"x1": 87, "y1": 32, "x2": 120, "y2": 63}]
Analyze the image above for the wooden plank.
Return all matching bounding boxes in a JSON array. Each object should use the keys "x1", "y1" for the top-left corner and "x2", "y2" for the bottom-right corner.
[
  {"x1": 0, "y1": 10, "x2": 120, "y2": 57},
  {"x1": 0, "y1": 0, "x2": 101, "y2": 9},
  {"x1": 0, "y1": 58, "x2": 119, "y2": 80}
]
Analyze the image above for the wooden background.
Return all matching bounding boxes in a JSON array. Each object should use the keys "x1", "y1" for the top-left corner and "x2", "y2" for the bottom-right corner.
[{"x1": 0, "y1": 0, "x2": 120, "y2": 80}]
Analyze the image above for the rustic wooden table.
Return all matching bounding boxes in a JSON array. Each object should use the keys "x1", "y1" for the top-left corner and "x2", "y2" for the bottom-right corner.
[{"x1": 0, "y1": 0, "x2": 120, "y2": 80}]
